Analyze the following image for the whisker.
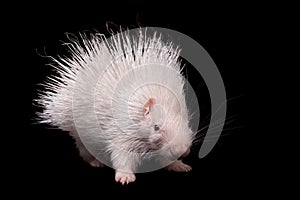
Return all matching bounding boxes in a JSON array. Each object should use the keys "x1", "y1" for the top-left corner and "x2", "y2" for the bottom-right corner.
[
  {"x1": 193, "y1": 115, "x2": 237, "y2": 138},
  {"x1": 191, "y1": 111, "x2": 242, "y2": 148},
  {"x1": 189, "y1": 95, "x2": 243, "y2": 127},
  {"x1": 191, "y1": 123, "x2": 244, "y2": 147}
]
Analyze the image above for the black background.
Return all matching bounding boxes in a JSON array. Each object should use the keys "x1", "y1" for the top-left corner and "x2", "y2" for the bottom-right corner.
[{"x1": 6, "y1": 2, "x2": 259, "y2": 198}]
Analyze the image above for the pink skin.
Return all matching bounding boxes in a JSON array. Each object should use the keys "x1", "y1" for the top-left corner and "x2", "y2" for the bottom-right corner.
[
  {"x1": 115, "y1": 171, "x2": 136, "y2": 185},
  {"x1": 166, "y1": 160, "x2": 192, "y2": 172}
]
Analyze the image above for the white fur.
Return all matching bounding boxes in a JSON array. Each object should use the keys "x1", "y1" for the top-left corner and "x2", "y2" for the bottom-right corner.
[{"x1": 36, "y1": 28, "x2": 194, "y2": 183}]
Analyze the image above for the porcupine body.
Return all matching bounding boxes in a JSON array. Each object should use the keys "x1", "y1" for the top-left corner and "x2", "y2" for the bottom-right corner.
[{"x1": 36, "y1": 28, "x2": 193, "y2": 184}]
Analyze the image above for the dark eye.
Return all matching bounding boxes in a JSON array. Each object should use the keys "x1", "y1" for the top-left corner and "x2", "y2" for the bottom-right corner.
[{"x1": 154, "y1": 124, "x2": 160, "y2": 131}]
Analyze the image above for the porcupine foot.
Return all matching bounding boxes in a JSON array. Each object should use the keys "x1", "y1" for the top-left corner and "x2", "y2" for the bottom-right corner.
[
  {"x1": 79, "y1": 147, "x2": 104, "y2": 167},
  {"x1": 75, "y1": 137, "x2": 104, "y2": 167},
  {"x1": 89, "y1": 159, "x2": 104, "y2": 168},
  {"x1": 115, "y1": 170, "x2": 136, "y2": 185},
  {"x1": 166, "y1": 160, "x2": 192, "y2": 172},
  {"x1": 80, "y1": 148, "x2": 104, "y2": 168}
]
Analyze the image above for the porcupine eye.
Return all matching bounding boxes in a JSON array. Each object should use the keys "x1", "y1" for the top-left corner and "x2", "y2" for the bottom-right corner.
[{"x1": 154, "y1": 124, "x2": 160, "y2": 131}]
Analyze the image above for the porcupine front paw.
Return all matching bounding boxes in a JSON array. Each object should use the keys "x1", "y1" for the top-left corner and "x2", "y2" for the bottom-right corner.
[
  {"x1": 166, "y1": 160, "x2": 192, "y2": 172},
  {"x1": 115, "y1": 170, "x2": 136, "y2": 185}
]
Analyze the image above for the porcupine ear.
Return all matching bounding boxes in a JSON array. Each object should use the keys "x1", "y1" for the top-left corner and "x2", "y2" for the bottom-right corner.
[{"x1": 143, "y1": 98, "x2": 156, "y2": 116}]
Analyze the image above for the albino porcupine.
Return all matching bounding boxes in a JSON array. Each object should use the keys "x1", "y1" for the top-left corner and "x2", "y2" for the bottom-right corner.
[{"x1": 35, "y1": 28, "x2": 195, "y2": 184}]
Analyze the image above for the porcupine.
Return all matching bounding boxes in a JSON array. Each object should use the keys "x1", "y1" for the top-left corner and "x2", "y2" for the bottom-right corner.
[{"x1": 35, "y1": 28, "x2": 195, "y2": 184}]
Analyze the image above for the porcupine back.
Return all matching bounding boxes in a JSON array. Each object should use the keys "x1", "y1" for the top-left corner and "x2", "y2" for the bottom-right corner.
[{"x1": 36, "y1": 29, "x2": 188, "y2": 145}]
